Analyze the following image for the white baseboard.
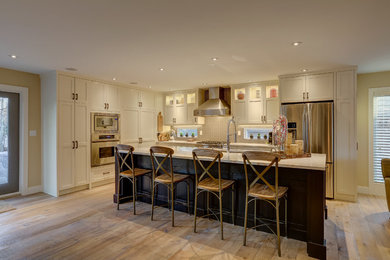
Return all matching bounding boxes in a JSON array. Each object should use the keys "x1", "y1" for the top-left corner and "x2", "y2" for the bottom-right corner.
[
  {"x1": 357, "y1": 186, "x2": 370, "y2": 195},
  {"x1": 24, "y1": 185, "x2": 43, "y2": 195}
]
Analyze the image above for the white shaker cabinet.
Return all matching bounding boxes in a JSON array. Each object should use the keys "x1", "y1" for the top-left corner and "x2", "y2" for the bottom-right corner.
[
  {"x1": 280, "y1": 73, "x2": 334, "y2": 103},
  {"x1": 46, "y1": 74, "x2": 90, "y2": 193},
  {"x1": 120, "y1": 87, "x2": 156, "y2": 143},
  {"x1": 279, "y1": 76, "x2": 306, "y2": 103},
  {"x1": 334, "y1": 70, "x2": 357, "y2": 201},
  {"x1": 87, "y1": 82, "x2": 120, "y2": 112},
  {"x1": 306, "y1": 73, "x2": 334, "y2": 101},
  {"x1": 231, "y1": 84, "x2": 279, "y2": 124}
]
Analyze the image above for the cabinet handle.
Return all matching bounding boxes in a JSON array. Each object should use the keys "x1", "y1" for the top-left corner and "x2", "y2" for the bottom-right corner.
[
  {"x1": 107, "y1": 103, "x2": 109, "y2": 110},
  {"x1": 195, "y1": 117, "x2": 197, "y2": 123},
  {"x1": 138, "y1": 137, "x2": 143, "y2": 144},
  {"x1": 303, "y1": 92, "x2": 305, "y2": 100},
  {"x1": 103, "y1": 171, "x2": 110, "y2": 175},
  {"x1": 72, "y1": 93, "x2": 75, "y2": 100},
  {"x1": 72, "y1": 141, "x2": 75, "y2": 149},
  {"x1": 76, "y1": 93, "x2": 78, "y2": 100},
  {"x1": 264, "y1": 115, "x2": 266, "y2": 122},
  {"x1": 104, "y1": 103, "x2": 106, "y2": 109},
  {"x1": 306, "y1": 92, "x2": 309, "y2": 99},
  {"x1": 75, "y1": 141, "x2": 78, "y2": 149}
]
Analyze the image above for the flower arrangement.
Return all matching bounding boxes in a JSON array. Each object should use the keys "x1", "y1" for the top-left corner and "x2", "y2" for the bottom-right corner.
[{"x1": 272, "y1": 115, "x2": 288, "y2": 149}]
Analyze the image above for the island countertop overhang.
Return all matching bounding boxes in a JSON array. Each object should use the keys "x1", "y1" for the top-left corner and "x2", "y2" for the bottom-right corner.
[{"x1": 118, "y1": 144, "x2": 326, "y2": 171}]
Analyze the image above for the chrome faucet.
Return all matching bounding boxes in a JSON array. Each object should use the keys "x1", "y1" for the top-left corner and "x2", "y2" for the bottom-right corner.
[
  {"x1": 170, "y1": 128, "x2": 176, "y2": 140},
  {"x1": 227, "y1": 117, "x2": 237, "y2": 152}
]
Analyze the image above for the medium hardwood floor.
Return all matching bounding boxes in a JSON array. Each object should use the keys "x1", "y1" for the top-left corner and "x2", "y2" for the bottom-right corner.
[{"x1": 0, "y1": 184, "x2": 389, "y2": 260}]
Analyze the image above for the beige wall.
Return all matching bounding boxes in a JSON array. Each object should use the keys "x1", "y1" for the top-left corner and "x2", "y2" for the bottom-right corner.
[
  {"x1": 357, "y1": 71, "x2": 390, "y2": 187},
  {"x1": 0, "y1": 67, "x2": 41, "y2": 188}
]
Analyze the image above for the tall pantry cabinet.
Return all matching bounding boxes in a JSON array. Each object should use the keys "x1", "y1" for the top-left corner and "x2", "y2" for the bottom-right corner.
[{"x1": 42, "y1": 72, "x2": 89, "y2": 196}]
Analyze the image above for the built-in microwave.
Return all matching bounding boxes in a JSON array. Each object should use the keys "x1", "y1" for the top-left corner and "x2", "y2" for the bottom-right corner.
[{"x1": 92, "y1": 113, "x2": 119, "y2": 133}]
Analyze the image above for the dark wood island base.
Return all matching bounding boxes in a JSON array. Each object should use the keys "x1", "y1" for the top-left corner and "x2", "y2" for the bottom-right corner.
[{"x1": 114, "y1": 153, "x2": 326, "y2": 260}]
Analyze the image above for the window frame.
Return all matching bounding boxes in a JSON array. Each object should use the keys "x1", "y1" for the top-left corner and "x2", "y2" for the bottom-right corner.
[{"x1": 368, "y1": 86, "x2": 390, "y2": 196}]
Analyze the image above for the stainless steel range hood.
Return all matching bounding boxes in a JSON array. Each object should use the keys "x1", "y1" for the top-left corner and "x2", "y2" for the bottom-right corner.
[{"x1": 193, "y1": 87, "x2": 230, "y2": 116}]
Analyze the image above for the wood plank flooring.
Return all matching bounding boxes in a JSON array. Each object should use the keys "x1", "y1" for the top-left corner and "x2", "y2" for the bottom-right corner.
[{"x1": 0, "y1": 184, "x2": 389, "y2": 259}]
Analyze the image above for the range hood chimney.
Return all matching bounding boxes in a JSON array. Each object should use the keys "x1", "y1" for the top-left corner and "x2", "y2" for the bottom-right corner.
[{"x1": 193, "y1": 87, "x2": 230, "y2": 116}]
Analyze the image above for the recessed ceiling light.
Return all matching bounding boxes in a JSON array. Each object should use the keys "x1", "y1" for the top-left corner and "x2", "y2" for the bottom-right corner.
[
  {"x1": 302, "y1": 69, "x2": 308, "y2": 72},
  {"x1": 160, "y1": 68, "x2": 164, "y2": 71},
  {"x1": 112, "y1": 77, "x2": 116, "y2": 81},
  {"x1": 292, "y1": 42, "x2": 303, "y2": 46},
  {"x1": 9, "y1": 54, "x2": 17, "y2": 59},
  {"x1": 212, "y1": 57, "x2": 218, "y2": 61},
  {"x1": 65, "y1": 67, "x2": 78, "y2": 71}
]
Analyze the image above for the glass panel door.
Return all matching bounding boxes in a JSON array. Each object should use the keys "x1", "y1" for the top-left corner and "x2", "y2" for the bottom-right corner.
[{"x1": 0, "y1": 91, "x2": 19, "y2": 195}]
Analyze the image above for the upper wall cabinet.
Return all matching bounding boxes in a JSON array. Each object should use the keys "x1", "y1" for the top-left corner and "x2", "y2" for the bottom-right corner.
[
  {"x1": 231, "y1": 83, "x2": 279, "y2": 125},
  {"x1": 163, "y1": 90, "x2": 203, "y2": 125},
  {"x1": 87, "y1": 82, "x2": 120, "y2": 112},
  {"x1": 120, "y1": 87, "x2": 156, "y2": 143},
  {"x1": 279, "y1": 73, "x2": 334, "y2": 103}
]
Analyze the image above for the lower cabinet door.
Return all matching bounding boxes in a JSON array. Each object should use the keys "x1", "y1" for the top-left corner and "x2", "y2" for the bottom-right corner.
[
  {"x1": 58, "y1": 101, "x2": 75, "y2": 191},
  {"x1": 74, "y1": 103, "x2": 89, "y2": 186}
]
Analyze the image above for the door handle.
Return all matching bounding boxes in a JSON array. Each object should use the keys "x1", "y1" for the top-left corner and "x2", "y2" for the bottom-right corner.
[{"x1": 75, "y1": 141, "x2": 79, "y2": 149}]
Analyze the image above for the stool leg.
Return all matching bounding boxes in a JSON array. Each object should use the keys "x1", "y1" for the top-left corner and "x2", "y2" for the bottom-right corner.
[
  {"x1": 207, "y1": 191, "x2": 210, "y2": 219},
  {"x1": 285, "y1": 196, "x2": 288, "y2": 237},
  {"x1": 232, "y1": 185, "x2": 235, "y2": 225},
  {"x1": 254, "y1": 198, "x2": 256, "y2": 229},
  {"x1": 171, "y1": 183, "x2": 175, "y2": 227},
  {"x1": 117, "y1": 177, "x2": 121, "y2": 210},
  {"x1": 276, "y1": 199, "x2": 281, "y2": 257},
  {"x1": 219, "y1": 190, "x2": 224, "y2": 240},
  {"x1": 187, "y1": 181, "x2": 190, "y2": 215},
  {"x1": 243, "y1": 193, "x2": 249, "y2": 246},
  {"x1": 132, "y1": 177, "x2": 136, "y2": 215},
  {"x1": 194, "y1": 188, "x2": 198, "y2": 233},
  {"x1": 151, "y1": 182, "x2": 155, "y2": 221}
]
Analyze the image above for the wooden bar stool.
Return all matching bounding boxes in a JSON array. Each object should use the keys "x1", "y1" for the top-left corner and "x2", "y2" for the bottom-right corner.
[
  {"x1": 192, "y1": 149, "x2": 235, "y2": 240},
  {"x1": 150, "y1": 146, "x2": 191, "y2": 227},
  {"x1": 242, "y1": 151, "x2": 288, "y2": 257},
  {"x1": 115, "y1": 144, "x2": 152, "y2": 214}
]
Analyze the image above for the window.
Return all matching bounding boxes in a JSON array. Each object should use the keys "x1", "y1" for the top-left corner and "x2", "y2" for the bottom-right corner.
[
  {"x1": 243, "y1": 127, "x2": 271, "y2": 140},
  {"x1": 372, "y1": 91, "x2": 390, "y2": 183},
  {"x1": 177, "y1": 128, "x2": 198, "y2": 138}
]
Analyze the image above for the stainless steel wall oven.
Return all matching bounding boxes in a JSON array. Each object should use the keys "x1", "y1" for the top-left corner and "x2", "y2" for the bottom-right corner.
[{"x1": 91, "y1": 113, "x2": 120, "y2": 167}]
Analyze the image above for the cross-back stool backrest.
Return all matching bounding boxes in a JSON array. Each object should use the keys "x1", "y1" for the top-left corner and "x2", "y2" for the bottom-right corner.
[
  {"x1": 150, "y1": 146, "x2": 174, "y2": 182},
  {"x1": 115, "y1": 144, "x2": 135, "y2": 176},
  {"x1": 242, "y1": 151, "x2": 281, "y2": 198},
  {"x1": 192, "y1": 149, "x2": 223, "y2": 190}
]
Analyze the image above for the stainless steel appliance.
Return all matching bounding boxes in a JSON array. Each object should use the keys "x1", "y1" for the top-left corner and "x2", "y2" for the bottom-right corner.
[
  {"x1": 281, "y1": 102, "x2": 334, "y2": 198},
  {"x1": 193, "y1": 87, "x2": 230, "y2": 116},
  {"x1": 91, "y1": 113, "x2": 120, "y2": 167}
]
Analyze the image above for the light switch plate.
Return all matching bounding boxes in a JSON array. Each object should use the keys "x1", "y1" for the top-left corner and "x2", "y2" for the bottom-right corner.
[{"x1": 29, "y1": 130, "x2": 37, "y2": 137}]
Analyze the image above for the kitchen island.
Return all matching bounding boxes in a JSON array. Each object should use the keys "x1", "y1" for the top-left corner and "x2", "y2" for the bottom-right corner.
[{"x1": 114, "y1": 144, "x2": 327, "y2": 260}]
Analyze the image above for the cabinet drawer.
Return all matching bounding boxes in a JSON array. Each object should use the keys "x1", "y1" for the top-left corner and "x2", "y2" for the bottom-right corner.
[{"x1": 91, "y1": 164, "x2": 115, "y2": 181}]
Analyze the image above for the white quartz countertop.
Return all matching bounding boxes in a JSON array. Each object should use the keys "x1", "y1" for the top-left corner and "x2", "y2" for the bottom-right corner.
[{"x1": 121, "y1": 143, "x2": 326, "y2": 171}]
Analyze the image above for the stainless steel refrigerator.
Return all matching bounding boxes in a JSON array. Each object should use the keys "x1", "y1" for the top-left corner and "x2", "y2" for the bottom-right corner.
[{"x1": 281, "y1": 102, "x2": 334, "y2": 198}]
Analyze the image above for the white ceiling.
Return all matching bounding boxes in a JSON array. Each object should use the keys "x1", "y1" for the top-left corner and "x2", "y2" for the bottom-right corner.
[{"x1": 1, "y1": 0, "x2": 390, "y2": 91}]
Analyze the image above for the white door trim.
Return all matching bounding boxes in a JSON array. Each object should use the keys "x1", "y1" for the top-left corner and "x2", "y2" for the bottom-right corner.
[
  {"x1": 368, "y1": 87, "x2": 390, "y2": 196},
  {"x1": 0, "y1": 84, "x2": 28, "y2": 195}
]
